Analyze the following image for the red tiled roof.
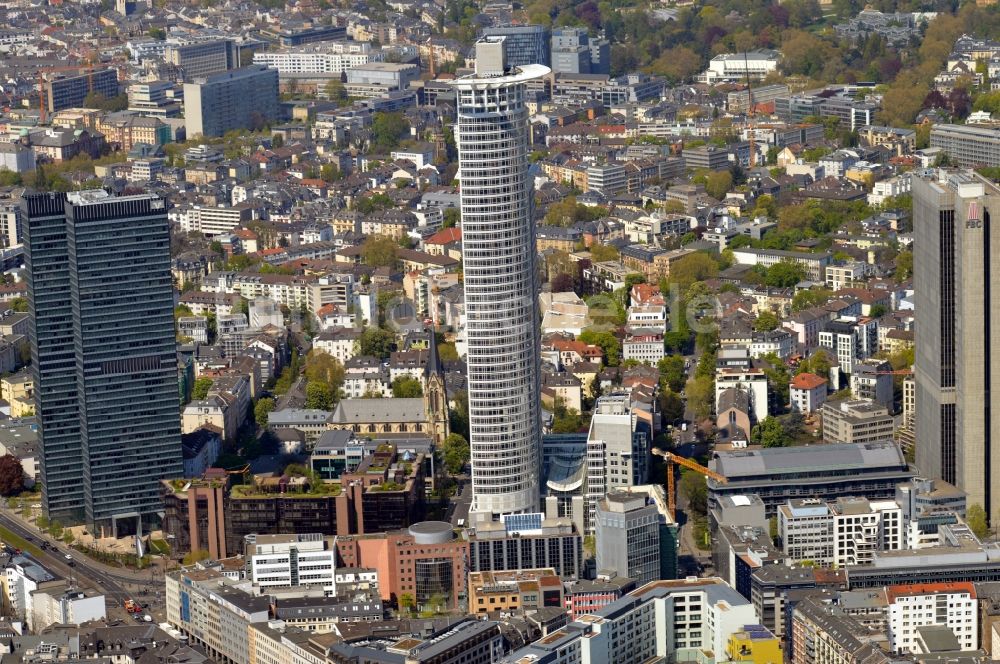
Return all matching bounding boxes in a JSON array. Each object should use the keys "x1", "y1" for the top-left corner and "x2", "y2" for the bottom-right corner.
[
  {"x1": 790, "y1": 373, "x2": 826, "y2": 390},
  {"x1": 886, "y1": 582, "x2": 976, "y2": 602},
  {"x1": 426, "y1": 227, "x2": 461, "y2": 245}
]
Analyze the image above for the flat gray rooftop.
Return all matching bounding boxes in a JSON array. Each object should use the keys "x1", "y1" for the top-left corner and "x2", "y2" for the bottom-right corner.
[{"x1": 711, "y1": 441, "x2": 905, "y2": 478}]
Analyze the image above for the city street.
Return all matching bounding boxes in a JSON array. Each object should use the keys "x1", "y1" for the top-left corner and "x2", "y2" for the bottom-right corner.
[{"x1": 0, "y1": 507, "x2": 168, "y2": 624}]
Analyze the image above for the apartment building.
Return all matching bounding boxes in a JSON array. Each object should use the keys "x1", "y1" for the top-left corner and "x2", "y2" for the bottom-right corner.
[
  {"x1": 886, "y1": 582, "x2": 977, "y2": 654},
  {"x1": 227, "y1": 273, "x2": 354, "y2": 313},
  {"x1": 818, "y1": 316, "x2": 878, "y2": 375},
  {"x1": 716, "y1": 367, "x2": 769, "y2": 423},
  {"x1": 826, "y1": 261, "x2": 866, "y2": 291},
  {"x1": 778, "y1": 496, "x2": 903, "y2": 567},
  {"x1": 790, "y1": 597, "x2": 889, "y2": 664},
  {"x1": 851, "y1": 359, "x2": 894, "y2": 409},
  {"x1": 789, "y1": 372, "x2": 827, "y2": 414},
  {"x1": 821, "y1": 399, "x2": 894, "y2": 445},
  {"x1": 500, "y1": 578, "x2": 759, "y2": 663},
  {"x1": 166, "y1": 564, "x2": 272, "y2": 664}
]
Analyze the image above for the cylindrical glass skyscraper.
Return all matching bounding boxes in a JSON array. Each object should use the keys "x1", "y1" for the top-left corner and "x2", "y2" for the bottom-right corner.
[{"x1": 450, "y1": 39, "x2": 550, "y2": 518}]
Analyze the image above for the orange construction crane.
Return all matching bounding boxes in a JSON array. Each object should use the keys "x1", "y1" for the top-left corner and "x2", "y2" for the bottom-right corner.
[{"x1": 651, "y1": 447, "x2": 727, "y2": 522}]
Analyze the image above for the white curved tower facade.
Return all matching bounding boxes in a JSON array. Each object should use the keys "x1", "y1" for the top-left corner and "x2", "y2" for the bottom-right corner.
[{"x1": 451, "y1": 39, "x2": 550, "y2": 518}]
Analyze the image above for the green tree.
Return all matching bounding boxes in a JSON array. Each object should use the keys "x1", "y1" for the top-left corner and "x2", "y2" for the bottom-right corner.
[
  {"x1": 9, "y1": 297, "x2": 28, "y2": 313},
  {"x1": 324, "y1": 78, "x2": 347, "y2": 103},
  {"x1": 449, "y1": 390, "x2": 468, "y2": 439},
  {"x1": 305, "y1": 381, "x2": 334, "y2": 410},
  {"x1": 659, "y1": 389, "x2": 685, "y2": 423},
  {"x1": 765, "y1": 262, "x2": 806, "y2": 288},
  {"x1": 361, "y1": 235, "x2": 399, "y2": 268},
  {"x1": 589, "y1": 244, "x2": 619, "y2": 262},
  {"x1": 182, "y1": 549, "x2": 211, "y2": 565},
  {"x1": 392, "y1": 375, "x2": 424, "y2": 397},
  {"x1": 320, "y1": 163, "x2": 342, "y2": 182},
  {"x1": 84, "y1": 91, "x2": 127, "y2": 111},
  {"x1": 399, "y1": 592, "x2": 416, "y2": 614},
  {"x1": 869, "y1": 304, "x2": 887, "y2": 319},
  {"x1": 371, "y1": 112, "x2": 410, "y2": 150},
  {"x1": 552, "y1": 406, "x2": 585, "y2": 433},
  {"x1": 442, "y1": 208, "x2": 460, "y2": 228},
  {"x1": 752, "y1": 416, "x2": 790, "y2": 448},
  {"x1": 304, "y1": 350, "x2": 346, "y2": 396},
  {"x1": 579, "y1": 329, "x2": 620, "y2": 367},
  {"x1": 437, "y1": 342, "x2": 459, "y2": 361},
  {"x1": 798, "y1": 349, "x2": 833, "y2": 379},
  {"x1": 664, "y1": 253, "x2": 718, "y2": 292},
  {"x1": 792, "y1": 288, "x2": 833, "y2": 312},
  {"x1": 358, "y1": 327, "x2": 396, "y2": 359},
  {"x1": 967, "y1": 503, "x2": 989, "y2": 539},
  {"x1": 254, "y1": 397, "x2": 275, "y2": 427},
  {"x1": 440, "y1": 433, "x2": 470, "y2": 474},
  {"x1": 754, "y1": 310, "x2": 781, "y2": 332},
  {"x1": 704, "y1": 170, "x2": 733, "y2": 200},
  {"x1": 0, "y1": 170, "x2": 21, "y2": 187},
  {"x1": 544, "y1": 196, "x2": 607, "y2": 227},
  {"x1": 895, "y1": 250, "x2": 913, "y2": 281},
  {"x1": 657, "y1": 355, "x2": 686, "y2": 393},
  {"x1": 761, "y1": 353, "x2": 791, "y2": 409},
  {"x1": 191, "y1": 377, "x2": 213, "y2": 400},
  {"x1": 679, "y1": 470, "x2": 707, "y2": 516},
  {"x1": 686, "y1": 375, "x2": 715, "y2": 421}
]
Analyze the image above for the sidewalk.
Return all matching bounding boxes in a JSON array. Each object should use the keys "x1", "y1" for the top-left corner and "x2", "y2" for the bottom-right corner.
[{"x1": 0, "y1": 504, "x2": 168, "y2": 583}]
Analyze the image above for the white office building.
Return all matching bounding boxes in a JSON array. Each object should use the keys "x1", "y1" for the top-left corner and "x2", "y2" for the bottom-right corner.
[
  {"x1": 886, "y1": 582, "x2": 977, "y2": 654},
  {"x1": 700, "y1": 50, "x2": 779, "y2": 84},
  {"x1": 246, "y1": 534, "x2": 338, "y2": 595},
  {"x1": 499, "y1": 577, "x2": 758, "y2": 662},
  {"x1": 778, "y1": 496, "x2": 903, "y2": 567},
  {"x1": 252, "y1": 41, "x2": 383, "y2": 73},
  {"x1": 449, "y1": 37, "x2": 550, "y2": 519}
]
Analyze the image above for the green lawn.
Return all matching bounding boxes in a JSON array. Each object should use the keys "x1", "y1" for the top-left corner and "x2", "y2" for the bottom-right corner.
[
  {"x1": 148, "y1": 539, "x2": 171, "y2": 555},
  {"x1": 0, "y1": 525, "x2": 43, "y2": 557}
]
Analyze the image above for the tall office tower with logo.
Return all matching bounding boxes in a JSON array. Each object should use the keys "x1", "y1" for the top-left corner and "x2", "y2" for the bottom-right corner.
[
  {"x1": 450, "y1": 38, "x2": 550, "y2": 519},
  {"x1": 914, "y1": 170, "x2": 1000, "y2": 523},
  {"x1": 23, "y1": 190, "x2": 182, "y2": 536}
]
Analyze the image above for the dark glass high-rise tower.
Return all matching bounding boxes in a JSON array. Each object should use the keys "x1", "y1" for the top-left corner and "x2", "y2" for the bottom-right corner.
[
  {"x1": 23, "y1": 190, "x2": 182, "y2": 536},
  {"x1": 914, "y1": 170, "x2": 1000, "y2": 524}
]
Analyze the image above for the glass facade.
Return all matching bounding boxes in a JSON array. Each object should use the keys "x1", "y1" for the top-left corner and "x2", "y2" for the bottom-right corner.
[
  {"x1": 24, "y1": 191, "x2": 183, "y2": 535},
  {"x1": 451, "y1": 64, "x2": 550, "y2": 518}
]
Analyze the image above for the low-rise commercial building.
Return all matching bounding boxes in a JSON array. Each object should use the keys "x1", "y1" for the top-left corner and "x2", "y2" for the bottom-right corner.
[
  {"x1": 709, "y1": 442, "x2": 913, "y2": 517},
  {"x1": 467, "y1": 569, "x2": 564, "y2": 616},
  {"x1": 821, "y1": 399, "x2": 895, "y2": 445}
]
